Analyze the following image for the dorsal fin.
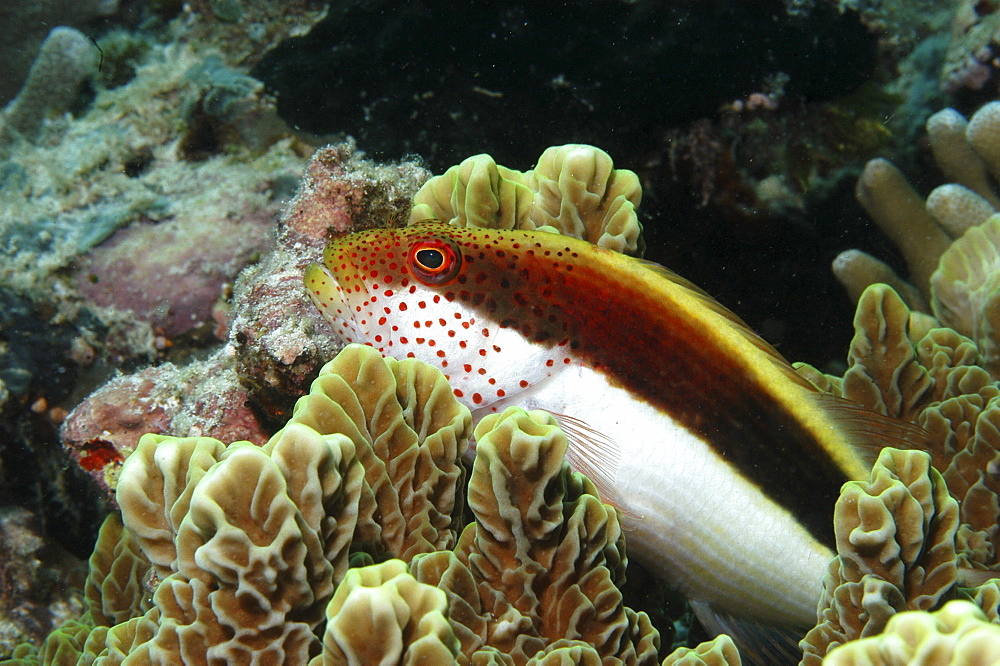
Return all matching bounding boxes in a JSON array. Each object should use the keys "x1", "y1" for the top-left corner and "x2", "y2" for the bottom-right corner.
[
  {"x1": 636, "y1": 255, "x2": 929, "y2": 472},
  {"x1": 809, "y1": 391, "x2": 930, "y2": 470}
]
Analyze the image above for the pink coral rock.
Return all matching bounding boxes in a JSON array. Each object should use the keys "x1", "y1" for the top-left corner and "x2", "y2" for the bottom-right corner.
[
  {"x1": 75, "y1": 210, "x2": 274, "y2": 339},
  {"x1": 60, "y1": 348, "x2": 267, "y2": 500}
]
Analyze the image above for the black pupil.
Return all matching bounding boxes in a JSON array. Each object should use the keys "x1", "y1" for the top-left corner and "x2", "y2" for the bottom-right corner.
[{"x1": 416, "y1": 248, "x2": 444, "y2": 269}]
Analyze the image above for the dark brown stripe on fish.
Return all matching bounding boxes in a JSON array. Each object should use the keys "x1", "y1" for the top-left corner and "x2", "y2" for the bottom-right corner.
[{"x1": 440, "y1": 228, "x2": 848, "y2": 549}]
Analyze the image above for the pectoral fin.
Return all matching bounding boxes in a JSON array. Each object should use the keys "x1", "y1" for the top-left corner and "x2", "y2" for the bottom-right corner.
[{"x1": 547, "y1": 411, "x2": 636, "y2": 519}]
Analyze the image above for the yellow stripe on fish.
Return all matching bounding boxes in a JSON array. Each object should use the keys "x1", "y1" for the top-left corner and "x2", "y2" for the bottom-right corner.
[{"x1": 304, "y1": 221, "x2": 893, "y2": 628}]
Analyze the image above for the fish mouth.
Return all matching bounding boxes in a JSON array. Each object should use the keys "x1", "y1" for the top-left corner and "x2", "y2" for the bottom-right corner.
[{"x1": 304, "y1": 260, "x2": 370, "y2": 343}]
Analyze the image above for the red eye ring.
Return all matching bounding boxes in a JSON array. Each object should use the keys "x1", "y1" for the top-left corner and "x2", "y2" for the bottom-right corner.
[{"x1": 408, "y1": 237, "x2": 461, "y2": 284}]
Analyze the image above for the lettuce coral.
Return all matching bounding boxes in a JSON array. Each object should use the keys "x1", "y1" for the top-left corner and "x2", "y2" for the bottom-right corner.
[
  {"x1": 823, "y1": 600, "x2": 1000, "y2": 664},
  {"x1": 660, "y1": 635, "x2": 740, "y2": 666},
  {"x1": 12, "y1": 346, "x2": 668, "y2": 664},
  {"x1": 314, "y1": 559, "x2": 459, "y2": 664},
  {"x1": 29, "y1": 130, "x2": 1000, "y2": 663},
  {"x1": 797, "y1": 283, "x2": 1000, "y2": 574},
  {"x1": 278, "y1": 343, "x2": 472, "y2": 562},
  {"x1": 798, "y1": 110, "x2": 1000, "y2": 656},
  {"x1": 410, "y1": 406, "x2": 659, "y2": 664},
  {"x1": 409, "y1": 144, "x2": 643, "y2": 255},
  {"x1": 799, "y1": 447, "x2": 959, "y2": 663}
]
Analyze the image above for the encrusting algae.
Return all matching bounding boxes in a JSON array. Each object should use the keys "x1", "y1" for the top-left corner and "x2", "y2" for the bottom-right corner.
[{"x1": 11, "y1": 142, "x2": 1000, "y2": 665}]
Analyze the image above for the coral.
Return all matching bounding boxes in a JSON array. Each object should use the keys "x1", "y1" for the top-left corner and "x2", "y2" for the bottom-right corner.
[
  {"x1": 180, "y1": 0, "x2": 328, "y2": 71},
  {"x1": 942, "y1": 0, "x2": 1000, "y2": 93},
  {"x1": 280, "y1": 142, "x2": 429, "y2": 251},
  {"x1": 276, "y1": 343, "x2": 472, "y2": 562},
  {"x1": 313, "y1": 559, "x2": 459, "y2": 664},
  {"x1": 14, "y1": 348, "x2": 660, "y2": 664},
  {"x1": 797, "y1": 283, "x2": 1000, "y2": 570},
  {"x1": 409, "y1": 144, "x2": 643, "y2": 255},
  {"x1": 821, "y1": 100, "x2": 1000, "y2": 592},
  {"x1": 823, "y1": 600, "x2": 1000, "y2": 664},
  {"x1": 839, "y1": 102, "x2": 1000, "y2": 313},
  {"x1": 660, "y1": 635, "x2": 741, "y2": 666},
  {"x1": 0, "y1": 0, "x2": 119, "y2": 104},
  {"x1": 20, "y1": 418, "x2": 363, "y2": 663},
  {"x1": 75, "y1": 208, "x2": 275, "y2": 339},
  {"x1": 116, "y1": 424, "x2": 359, "y2": 663},
  {"x1": 0, "y1": 36, "x2": 307, "y2": 324},
  {"x1": 931, "y1": 215, "x2": 1000, "y2": 375},
  {"x1": 409, "y1": 406, "x2": 659, "y2": 664},
  {"x1": 852, "y1": 157, "x2": 953, "y2": 296},
  {"x1": 0, "y1": 27, "x2": 100, "y2": 141},
  {"x1": 799, "y1": 447, "x2": 959, "y2": 664},
  {"x1": 83, "y1": 514, "x2": 152, "y2": 628}
]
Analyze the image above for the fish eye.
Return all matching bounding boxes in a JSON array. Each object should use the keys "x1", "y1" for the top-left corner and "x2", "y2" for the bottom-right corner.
[
  {"x1": 416, "y1": 248, "x2": 444, "y2": 269},
  {"x1": 408, "y1": 237, "x2": 461, "y2": 284}
]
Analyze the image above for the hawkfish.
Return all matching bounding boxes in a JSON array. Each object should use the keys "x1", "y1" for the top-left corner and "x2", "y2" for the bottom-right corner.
[{"x1": 304, "y1": 221, "x2": 890, "y2": 630}]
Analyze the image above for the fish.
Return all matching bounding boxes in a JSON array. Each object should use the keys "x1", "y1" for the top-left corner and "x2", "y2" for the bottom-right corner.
[{"x1": 303, "y1": 220, "x2": 889, "y2": 630}]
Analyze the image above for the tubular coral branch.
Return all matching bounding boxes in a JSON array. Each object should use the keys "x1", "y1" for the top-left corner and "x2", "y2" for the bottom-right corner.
[
  {"x1": 1, "y1": 27, "x2": 100, "y2": 141},
  {"x1": 854, "y1": 159, "x2": 952, "y2": 297}
]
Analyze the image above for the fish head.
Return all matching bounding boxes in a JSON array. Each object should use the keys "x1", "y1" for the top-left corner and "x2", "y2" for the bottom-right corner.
[{"x1": 305, "y1": 222, "x2": 589, "y2": 410}]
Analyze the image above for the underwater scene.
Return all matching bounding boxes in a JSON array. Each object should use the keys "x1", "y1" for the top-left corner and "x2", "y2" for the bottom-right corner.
[{"x1": 4, "y1": 0, "x2": 1000, "y2": 663}]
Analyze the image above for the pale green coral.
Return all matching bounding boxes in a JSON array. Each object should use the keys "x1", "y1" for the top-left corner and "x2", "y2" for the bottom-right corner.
[
  {"x1": 932, "y1": 214, "x2": 1000, "y2": 376},
  {"x1": 409, "y1": 406, "x2": 659, "y2": 664},
  {"x1": 799, "y1": 447, "x2": 959, "y2": 664},
  {"x1": 409, "y1": 144, "x2": 643, "y2": 255},
  {"x1": 11, "y1": 348, "x2": 662, "y2": 664},
  {"x1": 797, "y1": 281, "x2": 1000, "y2": 575},
  {"x1": 277, "y1": 343, "x2": 472, "y2": 562},
  {"x1": 660, "y1": 635, "x2": 741, "y2": 666},
  {"x1": 313, "y1": 559, "x2": 459, "y2": 665},
  {"x1": 824, "y1": 600, "x2": 1000, "y2": 664}
]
